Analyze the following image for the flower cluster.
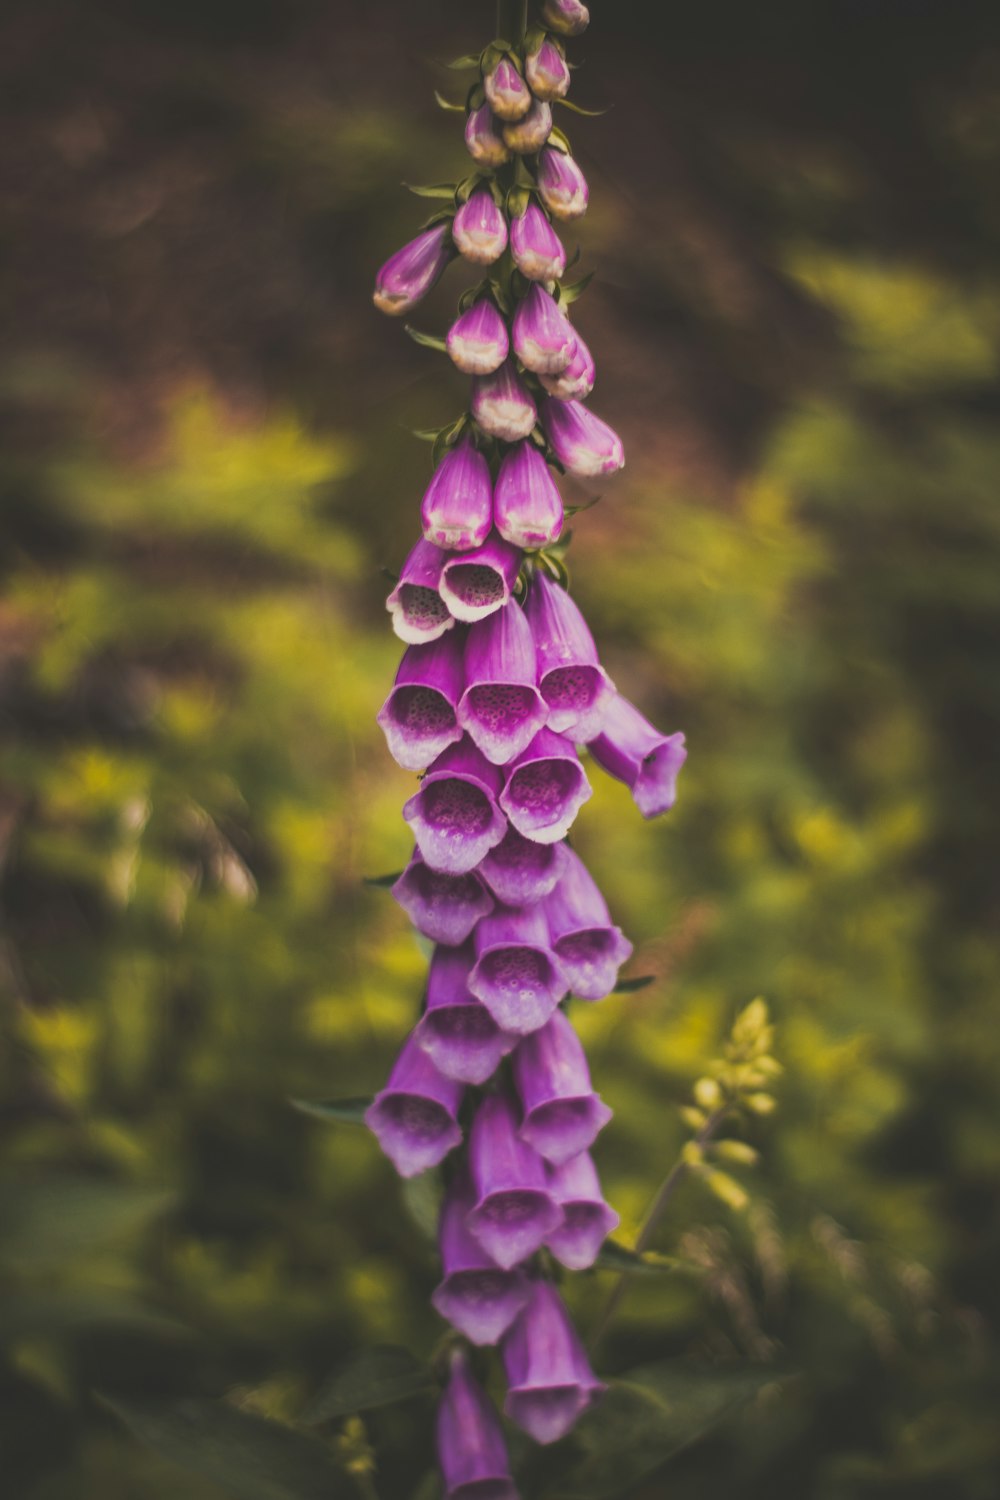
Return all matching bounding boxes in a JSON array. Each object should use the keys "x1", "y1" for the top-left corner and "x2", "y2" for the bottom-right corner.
[{"x1": 369, "y1": 4, "x2": 686, "y2": 1490}]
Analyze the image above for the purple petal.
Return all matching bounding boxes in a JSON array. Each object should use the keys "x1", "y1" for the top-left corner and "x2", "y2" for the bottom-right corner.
[
  {"x1": 469, "y1": 906, "x2": 568, "y2": 1035},
  {"x1": 484, "y1": 56, "x2": 531, "y2": 121},
  {"x1": 510, "y1": 202, "x2": 567, "y2": 283},
  {"x1": 503, "y1": 1280, "x2": 605, "y2": 1445},
  {"x1": 447, "y1": 298, "x2": 510, "y2": 376},
  {"x1": 542, "y1": 845, "x2": 633, "y2": 999},
  {"x1": 403, "y1": 737, "x2": 507, "y2": 875},
  {"x1": 364, "y1": 1033, "x2": 463, "y2": 1178},
  {"x1": 541, "y1": 397, "x2": 624, "y2": 477},
  {"x1": 386, "y1": 538, "x2": 454, "y2": 645},
  {"x1": 542, "y1": 0, "x2": 590, "y2": 37},
  {"x1": 421, "y1": 436, "x2": 494, "y2": 553},
  {"x1": 513, "y1": 284, "x2": 575, "y2": 375},
  {"x1": 512, "y1": 1008, "x2": 612, "y2": 1164},
  {"x1": 502, "y1": 98, "x2": 553, "y2": 156},
  {"x1": 465, "y1": 102, "x2": 512, "y2": 168},
  {"x1": 467, "y1": 1094, "x2": 564, "y2": 1268},
  {"x1": 493, "y1": 441, "x2": 563, "y2": 551},
  {"x1": 433, "y1": 1173, "x2": 531, "y2": 1344},
  {"x1": 414, "y1": 942, "x2": 516, "y2": 1086},
  {"x1": 539, "y1": 331, "x2": 595, "y2": 401},
  {"x1": 373, "y1": 222, "x2": 452, "y2": 316},
  {"x1": 440, "y1": 532, "x2": 522, "y2": 624},
  {"x1": 392, "y1": 854, "x2": 494, "y2": 946},
  {"x1": 453, "y1": 188, "x2": 509, "y2": 266},
  {"x1": 458, "y1": 602, "x2": 549, "y2": 766},
  {"x1": 499, "y1": 728, "x2": 592, "y2": 845},
  {"x1": 546, "y1": 1152, "x2": 620, "y2": 1270},
  {"x1": 525, "y1": 38, "x2": 571, "y2": 101},
  {"x1": 524, "y1": 572, "x2": 614, "y2": 739},
  {"x1": 376, "y1": 630, "x2": 465, "y2": 771},
  {"x1": 586, "y1": 693, "x2": 687, "y2": 817},
  {"x1": 437, "y1": 1347, "x2": 519, "y2": 1500},
  {"x1": 471, "y1": 360, "x2": 538, "y2": 444},
  {"x1": 478, "y1": 825, "x2": 567, "y2": 906},
  {"x1": 536, "y1": 146, "x2": 589, "y2": 222}
]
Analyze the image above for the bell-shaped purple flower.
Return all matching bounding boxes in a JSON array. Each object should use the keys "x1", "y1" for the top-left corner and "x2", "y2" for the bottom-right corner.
[
  {"x1": 467, "y1": 1094, "x2": 564, "y2": 1267},
  {"x1": 437, "y1": 1346, "x2": 520, "y2": 1500},
  {"x1": 446, "y1": 298, "x2": 509, "y2": 376},
  {"x1": 513, "y1": 284, "x2": 575, "y2": 376},
  {"x1": 432, "y1": 1171, "x2": 531, "y2": 1345},
  {"x1": 364, "y1": 1032, "x2": 463, "y2": 1178},
  {"x1": 540, "y1": 331, "x2": 595, "y2": 401},
  {"x1": 541, "y1": 396, "x2": 624, "y2": 477},
  {"x1": 484, "y1": 56, "x2": 532, "y2": 122},
  {"x1": 469, "y1": 906, "x2": 568, "y2": 1036},
  {"x1": 524, "y1": 571, "x2": 613, "y2": 740},
  {"x1": 502, "y1": 98, "x2": 553, "y2": 156},
  {"x1": 500, "y1": 728, "x2": 592, "y2": 845},
  {"x1": 479, "y1": 824, "x2": 567, "y2": 907},
  {"x1": 542, "y1": 0, "x2": 590, "y2": 37},
  {"x1": 546, "y1": 1151, "x2": 620, "y2": 1270},
  {"x1": 465, "y1": 101, "x2": 512, "y2": 168},
  {"x1": 392, "y1": 853, "x2": 493, "y2": 947},
  {"x1": 471, "y1": 360, "x2": 538, "y2": 443},
  {"x1": 439, "y1": 532, "x2": 522, "y2": 624},
  {"x1": 512, "y1": 1008, "x2": 611, "y2": 1164},
  {"x1": 526, "y1": 38, "x2": 570, "y2": 101},
  {"x1": 453, "y1": 188, "x2": 509, "y2": 266},
  {"x1": 503, "y1": 1279, "x2": 606, "y2": 1444},
  {"x1": 543, "y1": 846, "x2": 633, "y2": 1000},
  {"x1": 413, "y1": 942, "x2": 515, "y2": 1086},
  {"x1": 493, "y1": 440, "x2": 564, "y2": 550},
  {"x1": 376, "y1": 629, "x2": 465, "y2": 772},
  {"x1": 373, "y1": 221, "x2": 453, "y2": 316},
  {"x1": 458, "y1": 602, "x2": 548, "y2": 766},
  {"x1": 421, "y1": 436, "x2": 493, "y2": 553},
  {"x1": 586, "y1": 693, "x2": 687, "y2": 818},
  {"x1": 403, "y1": 737, "x2": 507, "y2": 875},
  {"x1": 385, "y1": 538, "x2": 453, "y2": 646},
  {"x1": 536, "y1": 146, "x2": 589, "y2": 222},
  {"x1": 510, "y1": 201, "x2": 567, "y2": 283}
]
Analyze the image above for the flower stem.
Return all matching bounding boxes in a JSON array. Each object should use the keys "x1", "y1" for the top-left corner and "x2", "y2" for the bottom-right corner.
[
  {"x1": 589, "y1": 1106, "x2": 731, "y2": 1353},
  {"x1": 497, "y1": 0, "x2": 527, "y2": 45}
]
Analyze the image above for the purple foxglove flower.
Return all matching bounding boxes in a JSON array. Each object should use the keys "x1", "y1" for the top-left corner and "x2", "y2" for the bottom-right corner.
[
  {"x1": 403, "y1": 737, "x2": 507, "y2": 875},
  {"x1": 469, "y1": 905, "x2": 568, "y2": 1036},
  {"x1": 539, "y1": 331, "x2": 595, "y2": 401},
  {"x1": 376, "y1": 629, "x2": 465, "y2": 772},
  {"x1": 536, "y1": 146, "x2": 589, "y2": 222},
  {"x1": 524, "y1": 571, "x2": 613, "y2": 740},
  {"x1": 503, "y1": 1279, "x2": 606, "y2": 1444},
  {"x1": 432, "y1": 1170, "x2": 531, "y2": 1344},
  {"x1": 525, "y1": 38, "x2": 571, "y2": 101},
  {"x1": 493, "y1": 440, "x2": 564, "y2": 550},
  {"x1": 546, "y1": 1151, "x2": 620, "y2": 1270},
  {"x1": 413, "y1": 942, "x2": 515, "y2": 1085},
  {"x1": 484, "y1": 56, "x2": 532, "y2": 122},
  {"x1": 437, "y1": 1346, "x2": 519, "y2": 1500},
  {"x1": 512, "y1": 284, "x2": 575, "y2": 376},
  {"x1": 364, "y1": 1032, "x2": 463, "y2": 1178},
  {"x1": 446, "y1": 298, "x2": 509, "y2": 376},
  {"x1": 543, "y1": 845, "x2": 633, "y2": 1000},
  {"x1": 499, "y1": 728, "x2": 592, "y2": 845},
  {"x1": 392, "y1": 853, "x2": 493, "y2": 947},
  {"x1": 541, "y1": 0, "x2": 590, "y2": 37},
  {"x1": 541, "y1": 396, "x2": 624, "y2": 477},
  {"x1": 479, "y1": 824, "x2": 567, "y2": 906},
  {"x1": 386, "y1": 538, "x2": 454, "y2": 645},
  {"x1": 467, "y1": 1093, "x2": 563, "y2": 1267},
  {"x1": 458, "y1": 602, "x2": 548, "y2": 766},
  {"x1": 421, "y1": 436, "x2": 494, "y2": 553},
  {"x1": 471, "y1": 360, "x2": 538, "y2": 443},
  {"x1": 373, "y1": 221, "x2": 452, "y2": 316},
  {"x1": 586, "y1": 693, "x2": 687, "y2": 818},
  {"x1": 512, "y1": 1008, "x2": 612, "y2": 1164},
  {"x1": 452, "y1": 187, "x2": 509, "y2": 266},
  {"x1": 439, "y1": 532, "x2": 521, "y2": 624},
  {"x1": 502, "y1": 98, "x2": 553, "y2": 156},
  {"x1": 509, "y1": 201, "x2": 567, "y2": 283},
  {"x1": 464, "y1": 101, "x2": 512, "y2": 168}
]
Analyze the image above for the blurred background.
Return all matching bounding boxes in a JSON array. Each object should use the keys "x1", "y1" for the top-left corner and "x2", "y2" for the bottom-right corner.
[{"x1": 2, "y1": 0, "x2": 1000, "y2": 1496}]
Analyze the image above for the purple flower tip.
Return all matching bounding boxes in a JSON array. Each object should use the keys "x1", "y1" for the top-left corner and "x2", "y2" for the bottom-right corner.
[
  {"x1": 510, "y1": 202, "x2": 567, "y2": 284},
  {"x1": 374, "y1": 222, "x2": 452, "y2": 316},
  {"x1": 513, "y1": 283, "x2": 575, "y2": 376},
  {"x1": 421, "y1": 436, "x2": 494, "y2": 554},
  {"x1": 402, "y1": 737, "x2": 507, "y2": 876},
  {"x1": 433, "y1": 1172, "x2": 531, "y2": 1344},
  {"x1": 458, "y1": 602, "x2": 549, "y2": 767},
  {"x1": 365, "y1": 1033, "x2": 463, "y2": 1178},
  {"x1": 447, "y1": 299, "x2": 510, "y2": 377},
  {"x1": 546, "y1": 1152, "x2": 620, "y2": 1270},
  {"x1": 465, "y1": 101, "x2": 512, "y2": 168},
  {"x1": 499, "y1": 728, "x2": 593, "y2": 845},
  {"x1": 453, "y1": 188, "x2": 509, "y2": 267},
  {"x1": 392, "y1": 855, "x2": 494, "y2": 947},
  {"x1": 586, "y1": 695, "x2": 687, "y2": 818},
  {"x1": 471, "y1": 360, "x2": 538, "y2": 444},
  {"x1": 467, "y1": 1094, "x2": 564, "y2": 1268},
  {"x1": 485, "y1": 56, "x2": 532, "y2": 122},
  {"x1": 536, "y1": 146, "x2": 589, "y2": 222},
  {"x1": 503, "y1": 1279, "x2": 606, "y2": 1444},
  {"x1": 437, "y1": 1347, "x2": 520, "y2": 1500},
  {"x1": 541, "y1": 397, "x2": 624, "y2": 478},
  {"x1": 526, "y1": 38, "x2": 571, "y2": 102},
  {"x1": 542, "y1": 845, "x2": 633, "y2": 1000},
  {"x1": 542, "y1": 0, "x2": 590, "y2": 37},
  {"x1": 414, "y1": 942, "x2": 516, "y2": 1087},
  {"x1": 513, "y1": 1008, "x2": 612, "y2": 1165},
  {"x1": 386, "y1": 538, "x2": 454, "y2": 645},
  {"x1": 376, "y1": 629, "x2": 465, "y2": 771}
]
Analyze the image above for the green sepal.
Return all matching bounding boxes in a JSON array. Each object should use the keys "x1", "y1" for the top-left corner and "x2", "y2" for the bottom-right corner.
[
  {"x1": 456, "y1": 172, "x2": 486, "y2": 205},
  {"x1": 524, "y1": 24, "x2": 547, "y2": 56},
  {"x1": 469, "y1": 82, "x2": 486, "y2": 110},
  {"x1": 535, "y1": 549, "x2": 570, "y2": 588},
  {"x1": 556, "y1": 97, "x2": 611, "y2": 118},
  {"x1": 432, "y1": 414, "x2": 470, "y2": 468},
  {"x1": 433, "y1": 90, "x2": 465, "y2": 113},
  {"x1": 362, "y1": 871, "x2": 403, "y2": 889},
  {"x1": 507, "y1": 184, "x2": 532, "y2": 218},
  {"x1": 443, "y1": 52, "x2": 483, "y2": 70},
  {"x1": 548, "y1": 125, "x2": 573, "y2": 154},
  {"x1": 558, "y1": 270, "x2": 595, "y2": 305},
  {"x1": 614, "y1": 974, "x2": 656, "y2": 993},
  {"x1": 404, "y1": 181, "x2": 458, "y2": 201},
  {"x1": 290, "y1": 1097, "x2": 371, "y2": 1125},
  {"x1": 405, "y1": 326, "x2": 449, "y2": 353},
  {"x1": 563, "y1": 495, "x2": 601, "y2": 517}
]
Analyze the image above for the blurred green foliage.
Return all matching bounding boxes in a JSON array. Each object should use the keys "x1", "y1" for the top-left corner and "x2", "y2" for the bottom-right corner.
[{"x1": 1, "y1": 2, "x2": 999, "y2": 1498}]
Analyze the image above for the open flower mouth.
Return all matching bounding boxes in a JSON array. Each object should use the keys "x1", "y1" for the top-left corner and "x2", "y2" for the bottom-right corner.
[
  {"x1": 442, "y1": 563, "x2": 507, "y2": 617},
  {"x1": 393, "y1": 583, "x2": 452, "y2": 640},
  {"x1": 501, "y1": 757, "x2": 590, "y2": 842},
  {"x1": 467, "y1": 1188, "x2": 562, "y2": 1268},
  {"x1": 553, "y1": 926, "x2": 632, "y2": 1000},
  {"x1": 470, "y1": 946, "x2": 566, "y2": 1034}
]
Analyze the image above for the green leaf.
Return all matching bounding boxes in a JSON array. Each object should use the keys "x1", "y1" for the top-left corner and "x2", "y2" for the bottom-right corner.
[
  {"x1": 556, "y1": 98, "x2": 611, "y2": 118},
  {"x1": 442, "y1": 52, "x2": 483, "y2": 70},
  {"x1": 101, "y1": 1394, "x2": 350, "y2": 1500},
  {"x1": 563, "y1": 496, "x2": 601, "y2": 518},
  {"x1": 290, "y1": 1097, "x2": 371, "y2": 1125},
  {"x1": 552, "y1": 1363, "x2": 784, "y2": 1499},
  {"x1": 613, "y1": 974, "x2": 656, "y2": 994},
  {"x1": 404, "y1": 182, "x2": 457, "y2": 201},
  {"x1": 432, "y1": 91, "x2": 465, "y2": 113},
  {"x1": 405, "y1": 327, "x2": 449, "y2": 353},
  {"x1": 302, "y1": 1345, "x2": 435, "y2": 1425},
  {"x1": 558, "y1": 271, "x2": 595, "y2": 306},
  {"x1": 0, "y1": 1179, "x2": 173, "y2": 1273},
  {"x1": 593, "y1": 1241, "x2": 686, "y2": 1275},
  {"x1": 362, "y1": 871, "x2": 403, "y2": 889},
  {"x1": 548, "y1": 126, "x2": 573, "y2": 155}
]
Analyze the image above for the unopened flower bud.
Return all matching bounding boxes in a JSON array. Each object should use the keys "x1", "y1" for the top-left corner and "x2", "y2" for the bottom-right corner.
[
  {"x1": 421, "y1": 436, "x2": 494, "y2": 553},
  {"x1": 541, "y1": 0, "x2": 590, "y2": 37},
  {"x1": 502, "y1": 98, "x2": 553, "y2": 155},
  {"x1": 373, "y1": 222, "x2": 453, "y2": 316},
  {"x1": 513, "y1": 283, "x2": 575, "y2": 375},
  {"x1": 464, "y1": 101, "x2": 512, "y2": 168},
  {"x1": 452, "y1": 187, "x2": 509, "y2": 265},
  {"x1": 484, "y1": 55, "x2": 532, "y2": 122},
  {"x1": 539, "y1": 331, "x2": 595, "y2": 401},
  {"x1": 525, "y1": 37, "x2": 571, "y2": 100},
  {"x1": 471, "y1": 360, "x2": 538, "y2": 443},
  {"x1": 436, "y1": 1347, "x2": 520, "y2": 1499},
  {"x1": 536, "y1": 146, "x2": 589, "y2": 221},
  {"x1": 541, "y1": 396, "x2": 623, "y2": 476},
  {"x1": 446, "y1": 298, "x2": 509, "y2": 376},
  {"x1": 510, "y1": 201, "x2": 567, "y2": 282},
  {"x1": 494, "y1": 440, "x2": 563, "y2": 550}
]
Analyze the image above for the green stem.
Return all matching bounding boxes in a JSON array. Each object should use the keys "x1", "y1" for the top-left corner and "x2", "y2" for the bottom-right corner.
[
  {"x1": 589, "y1": 1106, "x2": 731, "y2": 1354},
  {"x1": 497, "y1": 0, "x2": 528, "y2": 46}
]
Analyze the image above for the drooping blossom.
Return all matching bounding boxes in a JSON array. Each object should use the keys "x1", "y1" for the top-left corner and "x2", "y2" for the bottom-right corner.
[
  {"x1": 546, "y1": 1150, "x2": 620, "y2": 1270},
  {"x1": 493, "y1": 440, "x2": 564, "y2": 550},
  {"x1": 386, "y1": 538, "x2": 453, "y2": 645},
  {"x1": 364, "y1": 1032, "x2": 463, "y2": 1178},
  {"x1": 499, "y1": 728, "x2": 593, "y2": 845},
  {"x1": 536, "y1": 146, "x2": 589, "y2": 221},
  {"x1": 421, "y1": 436, "x2": 493, "y2": 552},
  {"x1": 403, "y1": 737, "x2": 507, "y2": 875},
  {"x1": 478, "y1": 824, "x2": 567, "y2": 907},
  {"x1": 464, "y1": 101, "x2": 511, "y2": 167},
  {"x1": 540, "y1": 330, "x2": 595, "y2": 401},
  {"x1": 513, "y1": 283, "x2": 575, "y2": 375},
  {"x1": 510, "y1": 201, "x2": 567, "y2": 283},
  {"x1": 512, "y1": 1008, "x2": 612, "y2": 1163},
  {"x1": 471, "y1": 360, "x2": 538, "y2": 442},
  {"x1": 439, "y1": 532, "x2": 521, "y2": 623},
  {"x1": 392, "y1": 854, "x2": 493, "y2": 948},
  {"x1": 526, "y1": 37, "x2": 571, "y2": 100},
  {"x1": 466, "y1": 1093, "x2": 564, "y2": 1268},
  {"x1": 503, "y1": 1279, "x2": 606, "y2": 1444},
  {"x1": 524, "y1": 570, "x2": 613, "y2": 740},
  {"x1": 469, "y1": 906, "x2": 568, "y2": 1036},
  {"x1": 542, "y1": 845, "x2": 633, "y2": 1000},
  {"x1": 432, "y1": 1171, "x2": 531, "y2": 1345},
  {"x1": 436, "y1": 1347, "x2": 520, "y2": 1500},
  {"x1": 453, "y1": 187, "x2": 509, "y2": 266},
  {"x1": 502, "y1": 98, "x2": 553, "y2": 155},
  {"x1": 446, "y1": 298, "x2": 509, "y2": 375},
  {"x1": 373, "y1": 221, "x2": 453, "y2": 315},
  {"x1": 376, "y1": 629, "x2": 465, "y2": 771},
  {"x1": 413, "y1": 941, "x2": 516, "y2": 1086},
  {"x1": 542, "y1": 0, "x2": 590, "y2": 37},
  {"x1": 587, "y1": 693, "x2": 687, "y2": 817},
  {"x1": 484, "y1": 55, "x2": 532, "y2": 121},
  {"x1": 458, "y1": 602, "x2": 548, "y2": 766},
  {"x1": 541, "y1": 396, "x2": 624, "y2": 476}
]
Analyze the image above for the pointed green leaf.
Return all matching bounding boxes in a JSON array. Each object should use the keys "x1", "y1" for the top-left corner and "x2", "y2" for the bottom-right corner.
[
  {"x1": 0, "y1": 1180, "x2": 173, "y2": 1273},
  {"x1": 548, "y1": 126, "x2": 573, "y2": 154},
  {"x1": 101, "y1": 1394, "x2": 350, "y2": 1500},
  {"x1": 404, "y1": 327, "x2": 449, "y2": 353},
  {"x1": 613, "y1": 974, "x2": 656, "y2": 994},
  {"x1": 302, "y1": 1346, "x2": 435, "y2": 1425},
  {"x1": 443, "y1": 53, "x2": 483, "y2": 70},
  {"x1": 433, "y1": 91, "x2": 465, "y2": 113},
  {"x1": 556, "y1": 98, "x2": 612, "y2": 118},
  {"x1": 362, "y1": 871, "x2": 403, "y2": 889},
  {"x1": 594, "y1": 1241, "x2": 686, "y2": 1275},
  {"x1": 563, "y1": 496, "x2": 601, "y2": 518},
  {"x1": 559, "y1": 271, "x2": 595, "y2": 305},
  {"x1": 290, "y1": 1097, "x2": 371, "y2": 1125},
  {"x1": 404, "y1": 182, "x2": 458, "y2": 201}
]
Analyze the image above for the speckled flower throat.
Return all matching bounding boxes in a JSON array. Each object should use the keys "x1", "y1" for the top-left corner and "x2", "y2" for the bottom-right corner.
[{"x1": 369, "y1": 1, "x2": 686, "y2": 1489}]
